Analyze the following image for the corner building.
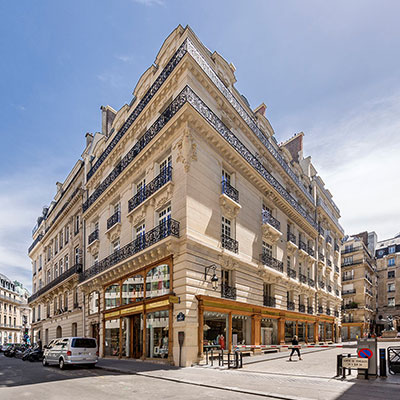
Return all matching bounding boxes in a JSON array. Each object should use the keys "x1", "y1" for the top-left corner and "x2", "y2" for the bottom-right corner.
[{"x1": 79, "y1": 26, "x2": 344, "y2": 366}]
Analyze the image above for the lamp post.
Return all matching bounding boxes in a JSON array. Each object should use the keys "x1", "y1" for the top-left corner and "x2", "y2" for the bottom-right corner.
[{"x1": 204, "y1": 265, "x2": 219, "y2": 290}]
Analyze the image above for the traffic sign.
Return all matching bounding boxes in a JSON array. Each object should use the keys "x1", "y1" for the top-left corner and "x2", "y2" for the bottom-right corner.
[
  {"x1": 358, "y1": 348, "x2": 373, "y2": 359},
  {"x1": 342, "y1": 357, "x2": 368, "y2": 369}
]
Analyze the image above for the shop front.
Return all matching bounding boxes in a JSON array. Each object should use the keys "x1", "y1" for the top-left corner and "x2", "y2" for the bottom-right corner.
[
  {"x1": 341, "y1": 323, "x2": 364, "y2": 341},
  {"x1": 101, "y1": 257, "x2": 176, "y2": 361},
  {"x1": 197, "y1": 295, "x2": 337, "y2": 355}
]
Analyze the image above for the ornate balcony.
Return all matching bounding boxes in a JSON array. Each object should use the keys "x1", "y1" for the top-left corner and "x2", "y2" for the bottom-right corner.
[
  {"x1": 263, "y1": 295, "x2": 276, "y2": 307},
  {"x1": 260, "y1": 253, "x2": 284, "y2": 273},
  {"x1": 261, "y1": 210, "x2": 282, "y2": 242},
  {"x1": 327, "y1": 259, "x2": 332, "y2": 267},
  {"x1": 221, "y1": 234, "x2": 238, "y2": 253},
  {"x1": 107, "y1": 211, "x2": 121, "y2": 230},
  {"x1": 335, "y1": 265, "x2": 340, "y2": 274},
  {"x1": 307, "y1": 306, "x2": 313, "y2": 314},
  {"x1": 318, "y1": 281, "x2": 325, "y2": 289},
  {"x1": 335, "y1": 289, "x2": 340, "y2": 296},
  {"x1": 221, "y1": 283, "x2": 236, "y2": 300},
  {"x1": 318, "y1": 252, "x2": 325, "y2": 262},
  {"x1": 287, "y1": 301, "x2": 295, "y2": 311},
  {"x1": 287, "y1": 232, "x2": 296, "y2": 245},
  {"x1": 307, "y1": 246, "x2": 315, "y2": 258},
  {"x1": 128, "y1": 166, "x2": 172, "y2": 213},
  {"x1": 326, "y1": 236, "x2": 332, "y2": 246},
  {"x1": 221, "y1": 180, "x2": 239, "y2": 203},
  {"x1": 299, "y1": 304, "x2": 306, "y2": 313},
  {"x1": 81, "y1": 219, "x2": 180, "y2": 282},
  {"x1": 318, "y1": 306, "x2": 323, "y2": 314},
  {"x1": 28, "y1": 263, "x2": 82, "y2": 303},
  {"x1": 334, "y1": 243, "x2": 339, "y2": 253},
  {"x1": 288, "y1": 268, "x2": 297, "y2": 279},
  {"x1": 327, "y1": 285, "x2": 332, "y2": 293},
  {"x1": 326, "y1": 308, "x2": 331, "y2": 316},
  {"x1": 299, "y1": 240, "x2": 308, "y2": 255},
  {"x1": 308, "y1": 278, "x2": 315, "y2": 287},
  {"x1": 342, "y1": 289, "x2": 356, "y2": 295},
  {"x1": 88, "y1": 229, "x2": 99, "y2": 245},
  {"x1": 299, "y1": 273, "x2": 307, "y2": 284},
  {"x1": 318, "y1": 226, "x2": 325, "y2": 238}
]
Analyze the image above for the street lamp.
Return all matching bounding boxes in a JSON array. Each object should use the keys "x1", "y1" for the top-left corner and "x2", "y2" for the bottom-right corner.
[{"x1": 204, "y1": 264, "x2": 219, "y2": 290}]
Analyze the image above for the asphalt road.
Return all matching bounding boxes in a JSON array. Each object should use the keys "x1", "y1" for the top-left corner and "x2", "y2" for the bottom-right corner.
[{"x1": 0, "y1": 354, "x2": 267, "y2": 400}]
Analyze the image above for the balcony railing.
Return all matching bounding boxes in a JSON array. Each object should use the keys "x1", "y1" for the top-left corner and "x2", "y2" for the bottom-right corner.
[
  {"x1": 318, "y1": 226, "x2": 325, "y2": 237},
  {"x1": 221, "y1": 283, "x2": 236, "y2": 300},
  {"x1": 326, "y1": 308, "x2": 331, "y2": 316},
  {"x1": 28, "y1": 233, "x2": 43, "y2": 254},
  {"x1": 327, "y1": 259, "x2": 332, "y2": 267},
  {"x1": 318, "y1": 306, "x2": 323, "y2": 314},
  {"x1": 365, "y1": 275, "x2": 373, "y2": 284},
  {"x1": 107, "y1": 211, "x2": 121, "y2": 230},
  {"x1": 327, "y1": 285, "x2": 332, "y2": 292},
  {"x1": 299, "y1": 274, "x2": 307, "y2": 284},
  {"x1": 366, "y1": 288, "x2": 373, "y2": 296},
  {"x1": 28, "y1": 264, "x2": 82, "y2": 303},
  {"x1": 260, "y1": 253, "x2": 284, "y2": 273},
  {"x1": 288, "y1": 268, "x2": 297, "y2": 279},
  {"x1": 262, "y1": 210, "x2": 280, "y2": 231},
  {"x1": 318, "y1": 253, "x2": 325, "y2": 262},
  {"x1": 299, "y1": 240, "x2": 307, "y2": 252},
  {"x1": 342, "y1": 276, "x2": 354, "y2": 281},
  {"x1": 307, "y1": 246, "x2": 315, "y2": 257},
  {"x1": 326, "y1": 236, "x2": 332, "y2": 245},
  {"x1": 287, "y1": 232, "x2": 296, "y2": 245},
  {"x1": 334, "y1": 243, "x2": 339, "y2": 252},
  {"x1": 335, "y1": 289, "x2": 340, "y2": 296},
  {"x1": 335, "y1": 265, "x2": 339, "y2": 273},
  {"x1": 342, "y1": 289, "x2": 356, "y2": 295},
  {"x1": 318, "y1": 281, "x2": 325, "y2": 289},
  {"x1": 81, "y1": 219, "x2": 180, "y2": 282},
  {"x1": 222, "y1": 180, "x2": 239, "y2": 203},
  {"x1": 341, "y1": 246, "x2": 362, "y2": 255},
  {"x1": 343, "y1": 303, "x2": 358, "y2": 310},
  {"x1": 88, "y1": 229, "x2": 99, "y2": 245},
  {"x1": 221, "y1": 234, "x2": 238, "y2": 253},
  {"x1": 308, "y1": 278, "x2": 315, "y2": 287},
  {"x1": 342, "y1": 260, "x2": 363, "y2": 267},
  {"x1": 299, "y1": 304, "x2": 306, "y2": 313},
  {"x1": 263, "y1": 295, "x2": 276, "y2": 307},
  {"x1": 307, "y1": 306, "x2": 313, "y2": 314},
  {"x1": 287, "y1": 301, "x2": 295, "y2": 311},
  {"x1": 128, "y1": 166, "x2": 172, "y2": 213}
]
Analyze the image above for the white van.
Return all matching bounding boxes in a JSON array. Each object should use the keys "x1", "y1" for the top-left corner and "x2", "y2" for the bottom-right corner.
[{"x1": 42, "y1": 337, "x2": 98, "y2": 369}]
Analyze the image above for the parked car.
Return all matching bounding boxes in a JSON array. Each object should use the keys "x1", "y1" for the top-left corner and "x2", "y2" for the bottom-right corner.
[
  {"x1": 24, "y1": 345, "x2": 43, "y2": 362},
  {"x1": 42, "y1": 337, "x2": 98, "y2": 369}
]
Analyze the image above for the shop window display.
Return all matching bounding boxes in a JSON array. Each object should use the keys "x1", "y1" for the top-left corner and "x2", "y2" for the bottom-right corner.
[
  {"x1": 104, "y1": 319, "x2": 120, "y2": 356},
  {"x1": 203, "y1": 311, "x2": 228, "y2": 350},
  {"x1": 261, "y1": 318, "x2": 278, "y2": 345},
  {"x1": 342, "y1": 327, "x2": 349, "y2": 341},
  {"x1": 146, "y1": 310, "x2": 169, "y2": 358},
  {"x1": 88, "y1": 291, "x2": 99, "y2": 314},
  {"x1": 146, "y1": 264, "x2": 170, "y2": 298},
  {"x1": 105, "y1": 284, "x2": 120, "y2": 310},
  {"x1": 285, "y1": 320, "x2": 296, "y2": 342},
  {"x1": 307, "y1": 323, "x2": 314, "y2": 342},
  {"x1": 297, "y1": 322, "x2": 305, "y2": 341},
  {"x1": 319, "y1": 323, "x2": 324, "y2": 341},
  {"x1": 350, "y1": 326, "x2": 360, "y2": 340},
  {"x1": 122, "y1": 275, "x2": 144, "y2": 305},
  {"x1": 232, "y1": 315, "x2": 251, "y2": 346},
  {"x1": 326, "y1": 324, "x2": 333, "y2": 341}
]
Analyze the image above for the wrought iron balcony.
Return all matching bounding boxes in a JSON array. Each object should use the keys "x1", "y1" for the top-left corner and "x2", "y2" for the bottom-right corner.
[
  {"x1": 341, "y1": 246, "x2": 362, "y2": 255},
  {"x1": 221, "y1": 283, "x2": 236, "y2": 300},
  {"x1": 327, "y1": 284, "x2": 332, "y2": 292},
  {"x1": 287, "y1": 301, "x2": 295, "y2": 311},
  {"x1": 307, "y1": 306, "x2": 313, "y2": 314},
  {"x1": 107, "y1": 211, "x2": 121, "y2": 230},
  {"x1": 334, "y1": 243, "x2": 339, "y2": 253},
  {"x1": 326, "y1": 308, "x2": 331, "y2": 316},
  {"x1": 299, "y1": 240, "x2": 307, "y2": 252},
  {"x1": 308, "y1": 278, "x2": 315, "y2": 287},
  {"x1": 28, "y1": 263, "x2": 82, "y2": 303},
  {"x1": 128, "y1": 166, "x2": 172, "y2": 213},
  {"x1": 299, "y1": 274, "x2": 307, "y2": 284},
  {"x1": 222, "y1": 180, "x2": 239, "y2": 203},
  {"x1": 81, "y1": 219, "x2": 180, "y2": 282},
  {"x1": 262, "y1": 209, "x2": 280, "y2": 231},
  {"x1": 287, "y1": 232, "x2": 296, "y2": 245},
  {"x1": 88, "y1": 229, "x2": 99, "y2": 245},
  {"x1": 221, "y1": 234, "x2": 238, "y2": 253},
  {"x1": 299, "y1": 304, "x2": 306, "y2": 313},
  {"x1": 327, "y1": 259, "x2": 332, "y2": 267},
  {"x1": 342, "y1": 276, "x2": 354, "y2": 281},
  {"x1": 318, "y1": 281, "x2": 325, "y2": 289},
  {"x1": 307, "y1": 246, "x2": 315, "y2": 257},
  {"x1": 335, "y1": 289, "x2": 340, "y2": 296},
  {"x1": 335, "y1": 265, "x2": 339, "y2": 273},
  {"x1": 318, "y1": 306, "x2": 323, "y2": 314},
  {"x1": 342, "y1": 289, "x2": 356, "y2": 295},
  {"x1": 263, "y1": 295, "x2": 276, "y2": 307},
  {"x1": 28, "y1": 233, "x2": 43, "y2": 254},
  {"x1": 318, "y1": 226, "x2": 325, "y2": 237},
  {"x1": 326, "y1": 236, "x2": 332, "y2": 245},
  {"x1": 343, "y1": 302, "x2": 358, "y2": 310},
  {"x1": 288, "y1": 268, "x2": 297, "y2": 279},
  {"x1": 260, "y1": 253, "x2": 283, "y2": 273},
  {"x1": 318, "y1": 252, "x2": 325, "y2": 261},
  {"x1": 365, "y1": 275, "x2": 373, "y2": 284}
]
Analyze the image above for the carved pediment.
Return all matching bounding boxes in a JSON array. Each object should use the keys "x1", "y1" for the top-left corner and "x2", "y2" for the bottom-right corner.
[
  {"x1": 219, "y1": 254, "x2": 238, "y2": 271},
  {"x1": 262, "y1": 224, "x2": 282, "y2": 244},
  {"x1": 219, "y1": 194, "x2": 241, "y2": 219}
]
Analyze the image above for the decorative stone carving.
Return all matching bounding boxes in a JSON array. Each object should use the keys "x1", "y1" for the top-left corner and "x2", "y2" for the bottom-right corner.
[
  {"x1": 155, "y1": 183, "x2": 174, "y2": 210},
  {"x1": 173, "y1": 128, "x2": 197, "y2": 172},
  {"x1": 219, "y1": 194, "x2": 241, "y2": 219},
  {"x1": 262, "y1": 224, "x2": 282, "y2": 243},
  {"x1": 219, "y1": 254, "x2": 238, "y2": 271}
]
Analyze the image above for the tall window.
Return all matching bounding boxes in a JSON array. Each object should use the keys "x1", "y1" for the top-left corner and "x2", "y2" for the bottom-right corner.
[
  {"x1": 388, "y1": 271, "x2": 395, "y2": 279},
  {"x1": 158, "y1": 205, "x2": 171, "y2": 225},
  {"x1": 59, "y1": 259, "x2": 63, "y2": 275},
  {"x1": 343, "y1": 256, "x2": 353, "y2": 265},
  {"x1": 222, "y1": 169, "x2": 231, "y2": 185},
  {"x1": 75, "y1": 247, "x2": 80, "y2": 264},
  {"x1": 287, "y1": 256, "x2": 291, "y2": 270},
  {"x1": 221, "y1": 269, "x2": 232, "y2": 287},
  {"x1": 53, "y1": 297, "x2": 57, "y2": 315},
  {"x1": 64, "y1": 292, "x2": 68, "y2": 311},
  {"x1": 136, "y1": 177, "x2": 146, "y2": 195},
  {"x1": 65, "y1": 255, "x2": 69, "y2": 270},
  {"x1": 75, "y1": 215, "x2": 80, "y2": 234},
  {"x1": 159, "y1": 155, "x2": 172, "y2": 174},
  {"x1": 39, "y1": 254, "x2": 42, "y2": 270},
  {"x1": 112, "y1": 239, "x2": 120, "y2": 253},
  {"x1": 47, "y1": 269, "x2": 51, "y2": 284},
  {"x1": 65, "y1": 225, "x2": 69, "y2": 244},
  {"x1": 54, "y1": 263, "x2": 58, "y2": 279},
  {"x1": 135, "y1": 223, "x2": 146, "y2": 239},
  {"x1": 389, "y1": 246, "x2": 396, "y2": 254},
  {"x1": 73, "y1": 289, "x2": 79, "y2": 308},
  {"x1": 264, "y1": 283, "x2": 272, "y2": 298},
  {"x1": 388, "y1": 258, "x2": 395, "y2": 267},
  {"x1": 59, "y1": 231, "x2": 63, "y2": 249},
  {"x1": 388, "y1": 283, "x2": 395, "y2": 292},
  {"x1": 54, "y1": 237, "x2": 58, "y2": 254},
  {"x1": 221, "y1": 216, "x2": 232, "y2": 238},
  {"x1": 388, "y1": 297, "x2": 395, "y2": 306},
  {"x1": 262, "y1": 241, "x2": 272, "y2": 258}
]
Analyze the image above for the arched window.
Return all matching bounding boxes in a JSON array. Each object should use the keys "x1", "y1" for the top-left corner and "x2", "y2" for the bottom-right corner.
[
  {"x1": 56, "y1": 325, "x2": 62, "y2": 338},
  {"x1": 146, "y1": 264, "x2": 170, "y2": 299},
  {"x1": 105, "y1": 283, "x2": 120, "y2": 310},
  {"x1": 122, "y1": 275, "x2": 144, "y2": 305}
]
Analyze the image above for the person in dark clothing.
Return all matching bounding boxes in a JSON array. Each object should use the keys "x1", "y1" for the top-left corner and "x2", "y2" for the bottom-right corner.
[{"x1": 289, "y1": 335, "x2": 302, "y2": 361}]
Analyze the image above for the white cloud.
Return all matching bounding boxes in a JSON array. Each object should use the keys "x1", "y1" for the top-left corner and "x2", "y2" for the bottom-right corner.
[
  {"x1": 132, "y1": 0, "x2": 164, "y2": 6},
  {"x1": 115, "y1": 55, "x2": 133, "y2": 63}
]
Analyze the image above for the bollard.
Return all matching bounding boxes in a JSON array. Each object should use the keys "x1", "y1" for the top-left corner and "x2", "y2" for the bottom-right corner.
[
  {"x1": 211, "y1": 349, "x2": 214, "y2": 366},
  {"x1": 205, "y1": 349, "x2": 209, "y2": 365},
  {"x1": 348, "y1": 354, "x2": 351, "y2": 375},
  {"x1": 228, "y1": 352, "x2": 231, "y2": 369},
  {"x1": 337, "y1": 354, "x2": 343, "y2": 377},
  {"x1": 380, "y1": 348, "x2": 387, "y2": 377},
  {"x1": 219, "y1": 349, "x2": 223, "y2": 367},
  {"x1": 239, "y1": 351, "x2": 243, "y2": 368}
]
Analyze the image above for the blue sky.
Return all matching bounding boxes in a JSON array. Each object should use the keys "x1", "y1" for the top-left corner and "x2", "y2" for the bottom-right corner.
[{"x1": 1, "y1": 0, "x2": 400, "y2": 290}]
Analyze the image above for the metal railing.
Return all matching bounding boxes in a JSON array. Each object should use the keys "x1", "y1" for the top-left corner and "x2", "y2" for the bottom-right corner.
[
  {"x1": 318, "y1": 306, "x2": 323, "y2": 314},
  {"x1": 288, "y1": 268, "x2": 297, "y2": 279},
  {"x1": 326, "y1": 236, "x2": 332, "y2": 245},
  {"x1": 318, "y1": 281, "x2": 325, "y2": 289},
  {"x1": 221, "y1": 283, "x2": 236, "y2": 300},
  {"x1": 287, "y1": 301, "x2": 295, "y2": 311},
  {"x1": 260, "y1": 253, "x2": 284, "y2": 273},
  {"x1": 262, "y1": 210, "x2": 280, "y2": 231},
  {"x1": 342, "y1": 289, "x2": 356, "y2": 295},
  {"x1": 307, "y1": 246, "x2": 315, "y2": 257},
  {"x1": 263, "y1": 295, "x2": 276, "y2": 307},
  {"x1": 299, "y1": 240, "x2": 307, "y2": 252},
  {"x1": 222, "y1": 180, "x2": 239, "y2": 203},
  {"x1": 299, "y1": 304, "x2": 306, "y2": 313},
  {"x1": 342, "y1": 276, "x2": 354, "y2": 281},
  {"x1": 308, "y1": 278, "x2": 315, "y2": 287},
  {"x1": 107, "y1": 211, "x2": 121, "y2": 230},
  {"x1": 287, "y1": 232, "x2": 296, "y2": 245},
  {"x1": 221, "y1": 234, "x2": 238, "y2": 253},
  {"x1": 299, "y1": 274, "x2": 307, "y2": 284},
  {"x1": 318, "y1": 253, "x2": 325, "y2": 262},
  {"x1": 88, "y1": 229, "x2": 99, "y2": 245},
  {"x1": 307, "y1": 306, "x2": 313, "y2": 314}
]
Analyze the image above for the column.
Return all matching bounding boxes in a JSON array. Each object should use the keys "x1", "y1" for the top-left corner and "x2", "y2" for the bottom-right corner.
[{"x1": 278, "y1": 316, "x2": 285, "y2": 345}]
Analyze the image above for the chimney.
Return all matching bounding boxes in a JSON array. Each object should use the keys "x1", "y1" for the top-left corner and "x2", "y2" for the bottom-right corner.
[{"x1": 85, "y1": 132, "x2": 93, "y2": 147}]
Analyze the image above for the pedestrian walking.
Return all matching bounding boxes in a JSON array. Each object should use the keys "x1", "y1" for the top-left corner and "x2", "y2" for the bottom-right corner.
[{"x1": 289, "y1": 335, "x2": 302, "y2": 361}]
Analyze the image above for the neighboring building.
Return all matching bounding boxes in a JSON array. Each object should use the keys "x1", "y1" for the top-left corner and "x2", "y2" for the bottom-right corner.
[
  {"x1": 28, "y1": 161, "x2": 84, "y2": 345},
  {"x1": 340, "y1": 232, "x2": 377, "y2": 340},
  {"x1": 77, "y1": 25, "x2": 343, "y2": 366},
  {"x1": 375, "y1": 233, "x2": 400, "y2": 334},
  {"x1": 0, "y1": 274, "x2": 31, "y2": 344}
]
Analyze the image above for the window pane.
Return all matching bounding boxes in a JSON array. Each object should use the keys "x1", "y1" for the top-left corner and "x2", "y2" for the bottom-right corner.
[
  {"x1": 105, "y1": 284, "x2": 120, "y2": 310},
  {"x1": 146, "y1": 310, "x2": 169, "y2": 358},
  {"x1": 146, "y1": 264, "x2": 170, "y2": 299},
  {"x1": 122, "y1": 275, "x2": 144, "y2": 304}
]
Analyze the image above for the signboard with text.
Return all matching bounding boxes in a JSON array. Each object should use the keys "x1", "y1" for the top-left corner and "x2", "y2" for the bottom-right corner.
[{"x1": 342, "y1": 357, "x2": 368, "y2": 369}]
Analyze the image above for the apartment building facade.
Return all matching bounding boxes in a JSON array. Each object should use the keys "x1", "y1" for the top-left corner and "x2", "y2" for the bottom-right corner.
[
  {"x1": 0, "y1": 275, "x2": 31, "y2": 344},
  {"x1": 340, "y1": 232, "x2": 377, "y2": 340},
  {"x1": 375, "y1": 233, "x2": 400, "y2": 334},
  {"x1": 75, "y1": 25, "x2": 343, "y2": 366},
  {"x1": 28, "y1": 161, "x2": 84, "y2": 345}
]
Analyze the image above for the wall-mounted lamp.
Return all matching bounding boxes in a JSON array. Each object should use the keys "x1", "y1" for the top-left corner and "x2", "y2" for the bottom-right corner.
[{"x1": 204, "y1": 264, "x2": 219, "y2": 290}]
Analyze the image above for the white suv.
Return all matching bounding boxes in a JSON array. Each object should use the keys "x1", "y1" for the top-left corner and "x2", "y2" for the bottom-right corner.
[{"x1": 42, "y1": 337, "x2": 98, "y2": 369}]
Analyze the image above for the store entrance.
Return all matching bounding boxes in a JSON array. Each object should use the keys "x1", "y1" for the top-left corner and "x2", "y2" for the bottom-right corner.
[{"x1": 130, "y1": 314, "x2": 143, "y2": 359}]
